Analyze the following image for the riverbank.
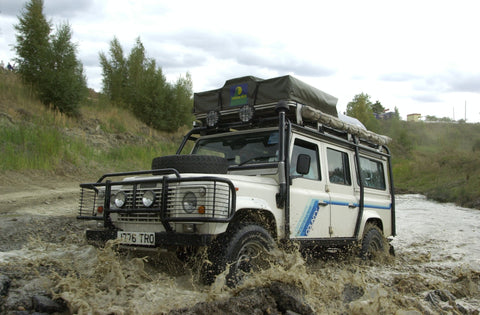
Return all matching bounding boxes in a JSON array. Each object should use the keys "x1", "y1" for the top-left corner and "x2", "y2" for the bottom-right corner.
[{"x1": 379, "y1": 119, "x2": 480, "y2": 209}]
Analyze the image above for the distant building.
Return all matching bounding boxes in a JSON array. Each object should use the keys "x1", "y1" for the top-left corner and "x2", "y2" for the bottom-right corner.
[{"x1": 407, "y1": 113, "x2": 421, "y2": 122}]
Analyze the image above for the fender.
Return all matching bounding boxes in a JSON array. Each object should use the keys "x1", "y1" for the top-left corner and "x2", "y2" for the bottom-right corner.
[
  {"x1": 359, "y1": 209, "x2": 383, "y2": 238},
  {"x1": 235, "y1": 196, "x2": 272, "y2": 212}
]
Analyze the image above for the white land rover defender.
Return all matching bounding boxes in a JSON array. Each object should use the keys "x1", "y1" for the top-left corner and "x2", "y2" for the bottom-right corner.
[{"x1": 78, "y1": 75, "x2": 395, "y2": 286}]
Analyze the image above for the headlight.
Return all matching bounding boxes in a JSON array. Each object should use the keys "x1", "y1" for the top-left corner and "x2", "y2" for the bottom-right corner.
[
  {"x1": 182, "y1": 192, "x2": 197, "y2": 213},
  {"x1": 142, "y1": 190, "x2": 155, "y2": 207},
  {"x1": 114, "y1": 191, "x2": 126, "y2": 208}
]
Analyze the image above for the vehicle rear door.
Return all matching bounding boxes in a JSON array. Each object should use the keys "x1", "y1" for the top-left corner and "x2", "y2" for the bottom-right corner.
[{"x1": 324, "y1": 145, "x2": 359, "y2": 238}]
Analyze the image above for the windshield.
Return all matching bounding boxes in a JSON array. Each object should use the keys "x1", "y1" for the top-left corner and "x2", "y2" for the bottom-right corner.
[{"x1": 192, "y1": 131, "x2": 279, "y2": 166}]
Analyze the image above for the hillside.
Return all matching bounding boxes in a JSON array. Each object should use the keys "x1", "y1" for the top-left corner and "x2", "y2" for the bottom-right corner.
[
  {"x1": 1, "y1": 70, "x2": 479, "y2": 209},
  {"x1": 0, "y1": 71, "x2": 183, "y2": 188},
  {"x1": 379, "y1": 117, "x2": 480, "y2": 209}
]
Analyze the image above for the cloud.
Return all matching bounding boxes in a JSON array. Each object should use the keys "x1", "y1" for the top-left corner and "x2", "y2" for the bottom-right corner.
[
  {"x1": 411, "y1": 93, "x2": 441, "y2": 103},
  {"x1": 409, "y1": 70, "x2": 480, "y2": 95},
  {"x1": 445, "y1": 72, "x2": 480, "y2": 93},
  {"x1": 379, "y1": 72, "x2": 420, "y2": 82},
  {"x1": 1, "y1": 0, "x2": 94, "y2": 18},
  {"x1": 154, "y1": 48, "x2": 208, "y2": 69},
  {"x1": 44, "y1": 0, "x2": 95, "y2": 18},
  {"x1": 146, "y1": 29, "x2": 335, "y2": 78},
  {"x1": 0, "y1": 0, "x2": 23, "y2": 16}
]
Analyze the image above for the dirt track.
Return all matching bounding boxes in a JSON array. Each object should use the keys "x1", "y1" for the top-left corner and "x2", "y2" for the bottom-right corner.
[
  {"x1": 0, "y1": 177, "x2": 80, "y2": 252},
  {"x1": 1, "y1": 177, "x2": 480, "y2": 314}
]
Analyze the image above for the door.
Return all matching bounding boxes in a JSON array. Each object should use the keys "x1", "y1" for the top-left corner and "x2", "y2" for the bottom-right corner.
[
  {"x1": 289, "y1": 137, "x2": 330, "y2": 239},
  {"x1": 325, "y1": 146, "x2": 359, "y2": 238}
]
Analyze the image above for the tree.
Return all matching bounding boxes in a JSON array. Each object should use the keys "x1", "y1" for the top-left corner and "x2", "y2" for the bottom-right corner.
[
  {"x1": 346, "y1": 93, "x2": 379, "y2": 131},
  {"x1": 425, "y1": 115, "x2": 454, "y2": 122},
  {"x1": 41, "y1": 23, "x2": 87, "y2": 115},
  {"x1": 14, "y1": 0, "x2": 87, "y2": 116},
  {"x1": 100, "y1": 37, "x2": 193, "y2": 131},
  {"x1": 14, "y1": 0, "x2": 51, "y2": 86},
  {"x1": 99, "y1": 37, "x2": 127, "y2": 105},
  {"x1": 371, "y1": 100, "x2": 385, "y2": 115}
]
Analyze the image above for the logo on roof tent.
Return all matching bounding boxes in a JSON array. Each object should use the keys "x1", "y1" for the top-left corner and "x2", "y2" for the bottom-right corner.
[{"x1": 229, "y1": 84, "x2": 248, "y2": 107}]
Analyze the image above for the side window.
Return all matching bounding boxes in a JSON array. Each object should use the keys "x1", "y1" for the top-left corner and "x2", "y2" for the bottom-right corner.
[
  {"x1": 290, "y1": 139, "x2": 320, "y2": 180},
  {"x1": 327, "y1": 148, "x2": 351, "y2": 185},
  {"x1": 359, "y1": 157, "x2": 386, "y2": 190}
]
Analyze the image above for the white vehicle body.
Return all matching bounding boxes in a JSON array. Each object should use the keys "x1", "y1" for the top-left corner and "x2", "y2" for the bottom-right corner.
[{"x1": 78, "y1": 75, "x2": 395, "y2": 285}]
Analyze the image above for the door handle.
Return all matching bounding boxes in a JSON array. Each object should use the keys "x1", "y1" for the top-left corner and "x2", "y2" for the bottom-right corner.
[
  {"x1": 348, "y1": 203, "x2": 357, "y2": 208},
  {"x1": 318, "y1": 201, "x2": 328, "y2": 207}
]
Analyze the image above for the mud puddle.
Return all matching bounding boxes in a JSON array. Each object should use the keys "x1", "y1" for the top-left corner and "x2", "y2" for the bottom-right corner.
[{"x1": 0, "y1": 194, "x2": 479, "y2": 314}]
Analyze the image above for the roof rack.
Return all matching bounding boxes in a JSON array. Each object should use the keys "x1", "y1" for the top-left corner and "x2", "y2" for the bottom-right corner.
[
  {"x1": 193, "y1": 75, "x2": 391, "y2": 146},
  {"x1": 300, "y1": 105, "x2": 391, "y2": 146}
]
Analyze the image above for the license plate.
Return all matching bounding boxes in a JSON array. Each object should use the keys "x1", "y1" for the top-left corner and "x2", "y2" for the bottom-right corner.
[{"x1": 117, "y1": 231, "x2": 155, "y2": 246}]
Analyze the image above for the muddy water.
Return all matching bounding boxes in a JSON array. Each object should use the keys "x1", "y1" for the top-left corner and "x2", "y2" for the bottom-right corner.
[{"x1": 1, "y1": 194, "x2": 479, "y2": 314}]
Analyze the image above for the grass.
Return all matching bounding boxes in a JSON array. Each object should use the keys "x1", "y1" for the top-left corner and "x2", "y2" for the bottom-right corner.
[
  {"x1": 380, "y1": 120, "x2": 480, "y2": 208},
  {"x1": 0, "y1": 71, "x2": 182, "y2": 178}
]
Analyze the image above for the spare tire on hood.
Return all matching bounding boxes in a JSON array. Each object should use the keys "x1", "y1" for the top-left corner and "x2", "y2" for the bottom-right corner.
[{"x1": 151, "y1": 155, "x2": 229, "y2": 175}]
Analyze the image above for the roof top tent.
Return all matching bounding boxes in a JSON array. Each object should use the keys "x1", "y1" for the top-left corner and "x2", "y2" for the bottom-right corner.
[
  {"x1": 193, "y1": 75, "x2": 391, "y2": 146},
  {"x1": 194, "y1": 75, "x2": 338, "y2": 117}
]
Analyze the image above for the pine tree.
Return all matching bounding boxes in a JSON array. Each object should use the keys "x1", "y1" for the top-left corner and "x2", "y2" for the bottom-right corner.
[
  {"x1": 14, "y1": 0, "x2": 51, "y2": 86},
  {"x1": 41, "y1": 23, "x2": 87, "y2": 115},
  {"x1": 14, "y1": 0, "x2": 87, "y2": 116}
]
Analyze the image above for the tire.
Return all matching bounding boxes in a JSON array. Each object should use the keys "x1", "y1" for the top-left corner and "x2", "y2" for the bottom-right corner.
[
  {"x1": 360, "y1": 224, "x2": 385, "y2": 259},
  {"x1": 151, "y1": 155, "x2": 228, "y2": 175},
  {"x1": 201, "y1": 224, "x2": 275, "y2": 287}
]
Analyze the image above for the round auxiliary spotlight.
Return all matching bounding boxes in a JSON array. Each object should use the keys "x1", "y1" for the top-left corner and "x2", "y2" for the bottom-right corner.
[
  {"x1": 239, "y1": 105, "x2": 254, "y2": 122},
  {"x1": 206, "y1": 111, "x2": 219, "y2": 127}
]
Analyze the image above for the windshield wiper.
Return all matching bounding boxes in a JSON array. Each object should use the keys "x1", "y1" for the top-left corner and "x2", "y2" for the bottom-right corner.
[{"x1": 238, "y1": 155, "x2": 277, "y2": 166}]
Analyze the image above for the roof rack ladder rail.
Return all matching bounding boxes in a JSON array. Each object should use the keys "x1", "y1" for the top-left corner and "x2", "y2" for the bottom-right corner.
[
  {"x1": 353, "y1": 137, "x2": 365, "y2": 238},
  {"x1": 385, "y1": 145, "x2": 396, "y2": 236}
]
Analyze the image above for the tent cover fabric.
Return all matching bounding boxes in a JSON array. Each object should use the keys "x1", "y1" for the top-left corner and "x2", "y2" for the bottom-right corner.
[{"x1": 193, "y1": 75, "x2": 339, "y2": 117}]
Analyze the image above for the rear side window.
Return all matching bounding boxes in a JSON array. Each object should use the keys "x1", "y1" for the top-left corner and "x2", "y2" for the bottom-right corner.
[
  {"x1": 359, "y1": 157, "x2": 386, "y2": 190},
  {"x1": 327, "y1": 148, "x2": 351, "y2": 185}
]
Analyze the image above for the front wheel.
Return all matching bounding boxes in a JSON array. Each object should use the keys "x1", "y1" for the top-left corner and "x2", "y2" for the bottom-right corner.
[
  {"x1": 359, "y1": 224, "x2": 385, "y2": 259},
  {"x1": 202, "y1": 224, "x2": 275, "y2": 287}
]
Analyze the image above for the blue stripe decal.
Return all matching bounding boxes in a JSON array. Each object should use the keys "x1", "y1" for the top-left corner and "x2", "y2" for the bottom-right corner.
[
  {"x1": 328, "y1": 201, "x2": 391, "y2": 210},
  {"x1": 296, "y1": 199, "x2": 323, "y2": 237},
  {"x1": 362, "y1": 203, "x2": 391, "y2": 210},
  {"x1": 295, "y1": 200, "x2": 391, "y2": 237},
  {"x1": 329, "y1": 200, "x2": 350, "y2": 206}
]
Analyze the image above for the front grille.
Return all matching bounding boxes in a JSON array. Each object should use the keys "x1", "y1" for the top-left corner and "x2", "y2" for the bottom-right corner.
[
  {"x1": 78, "y1": 177, "x2": 235, "y2": 224},
  {"x1": 115, "y1": 187, "x2": 163, "y2": 210},
  {"x1": 118, "y1": 213, "x2": 161, "y2": 222},
  {"x1": 166, "y1": 181, "x2": 232, "y2": 220},
  {"x1": 114, "y1": 187, "x2": 163, "y2": 223}
]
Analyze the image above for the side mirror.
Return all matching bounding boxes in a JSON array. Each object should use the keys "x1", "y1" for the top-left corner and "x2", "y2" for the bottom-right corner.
[{"x1": 296, "y1": 154, "x2": 311, "y2": 175}]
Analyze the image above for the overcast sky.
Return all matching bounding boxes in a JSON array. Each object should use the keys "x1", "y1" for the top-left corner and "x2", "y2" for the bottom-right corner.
[{"x1": 1, "y1": 0, "x2": 479, "y2": 121}]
